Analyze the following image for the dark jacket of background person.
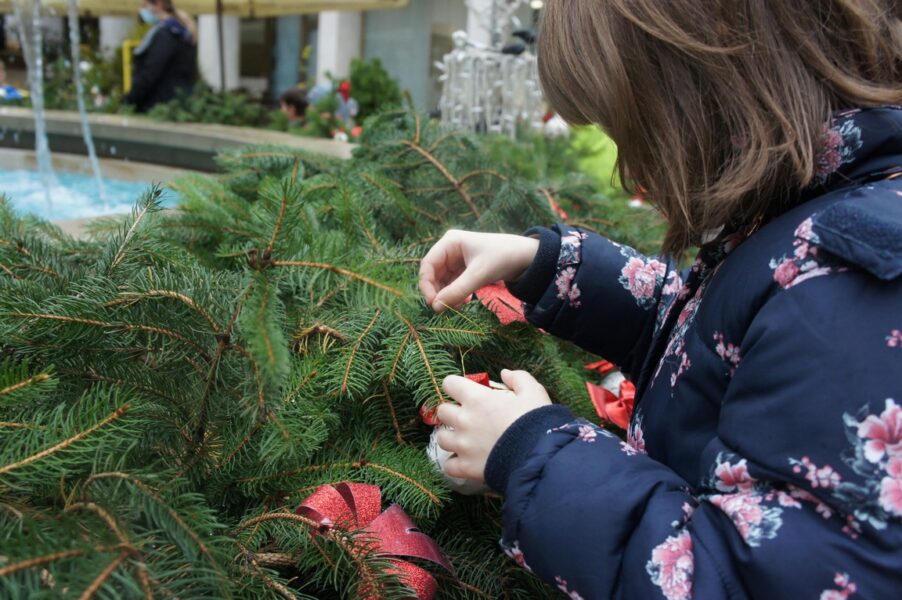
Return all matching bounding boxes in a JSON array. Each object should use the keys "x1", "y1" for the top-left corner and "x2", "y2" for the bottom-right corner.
[{"x1": 124, "y1": 18, "x2": 196, "y2": 113}]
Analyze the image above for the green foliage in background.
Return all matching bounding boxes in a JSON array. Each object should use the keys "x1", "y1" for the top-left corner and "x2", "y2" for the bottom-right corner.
[
  {"x1": 146, "y1": 84, "x2": 277, "y2": 129},
  {"x1": 0, "y1": 112, "x2": 663, "y2": 597},
  {"x1": 350, "y1": 57, "x2": 403, "y2": 121}
]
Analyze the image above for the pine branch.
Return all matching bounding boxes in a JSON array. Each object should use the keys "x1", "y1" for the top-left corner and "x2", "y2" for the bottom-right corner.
[
  {"x1": 400, "y1": 140, "x2": 480, "y2": 218},
  {"x1": 77, "y1": 550, "x2": 129, "y2": 600},
  {"x1": 271, "y1": 261, "x2": 405, "y2": 297},
  {"x1": 397, "y1": 314, "x2": 443, "y2": 407},
  {"x1": 341, "y1": 310, "x2": 381, "y2": 395},
  {"x1": 106, "y1": 291, "x2": 222, "y2": 333},
  {"x1": 0, "y1": 547, "x2": 122, "y2": 578},
  {"x1": 0, "y1": 403, "x2": 130, "y2": 475},
  {"x1": 0, "y1": 372, "x2": 50, "y2": 396}
]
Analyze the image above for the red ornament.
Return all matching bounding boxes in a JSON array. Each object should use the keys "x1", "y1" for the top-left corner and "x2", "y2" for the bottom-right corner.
[
  {"x1": 296, "y1": 482, "x2": 454, "y2": 599},
  {"x1": 474, "y1": 282, "x2": 527, "y2": 325},
  {"x1": 586, "y1": 378, "x2": 636, "y2": 430}
]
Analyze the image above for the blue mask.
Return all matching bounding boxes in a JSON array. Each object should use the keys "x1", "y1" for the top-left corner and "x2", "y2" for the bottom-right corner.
[{"x1": 139, "y1": 8, "x2": 158, "y2": 24}]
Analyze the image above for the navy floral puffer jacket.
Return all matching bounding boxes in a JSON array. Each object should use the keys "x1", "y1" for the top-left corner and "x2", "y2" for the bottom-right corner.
[{"x1": 484, "y1": 107, "x2": 902, "y2": 599}]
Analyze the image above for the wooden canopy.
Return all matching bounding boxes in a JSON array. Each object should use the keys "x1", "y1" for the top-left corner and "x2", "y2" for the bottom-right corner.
[{"x1": 0, "y1": 0, "x2": 408, "y2": 17}]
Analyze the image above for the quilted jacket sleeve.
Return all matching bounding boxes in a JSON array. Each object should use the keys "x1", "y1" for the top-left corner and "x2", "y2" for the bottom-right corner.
[
  {"x1": 507, "y1": 225, "x2": 678, "y2": 378},
  {"x1": 487, "y1": 249, "x2": 902, "y2": 599}
]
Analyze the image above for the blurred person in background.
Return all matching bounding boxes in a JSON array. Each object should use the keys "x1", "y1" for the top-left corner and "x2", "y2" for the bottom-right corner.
[
  {"x1": 279, "y1": 87, "x2": 309, "y2": 127},
  {"x1": 124, "y1": 0, "x2": 196, "y2": 113}
]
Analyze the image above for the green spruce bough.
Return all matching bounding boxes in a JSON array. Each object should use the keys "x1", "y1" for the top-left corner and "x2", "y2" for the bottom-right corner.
[{"x1": 0, "y1": 112, "x2": 662, "y2": 598}]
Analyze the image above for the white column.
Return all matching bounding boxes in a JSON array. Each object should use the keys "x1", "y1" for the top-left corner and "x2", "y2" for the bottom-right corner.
[
  {"x1": 99, "y1": 16, "x2": 135, "y2": 58},
  {"x1": 197, "y1": 14, "x2": 241, "y2": 91},
  {"x1": 315, "y1": 11, "x2": 362, "y2": 83},
  {"x1": 466, "y1": 0, "x2": 493, "y2": 47}
]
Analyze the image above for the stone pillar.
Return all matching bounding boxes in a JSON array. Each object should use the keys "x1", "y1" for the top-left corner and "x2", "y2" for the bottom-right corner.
[
  {"x1": 315, "y1": 11, "x2": 362, "y2": 84},
  {"x1": 465, "y1": 0, "x2": 493, "y2": 47},
  {"x1": 272, "y1": 15, "x2": 302, "y2": 98},
  {"x1": 99, "y1": 16, "x2": 135, "y2": 58},
  {"x1": 197, "y1": 14, "x2": 241, "y2": 91}
]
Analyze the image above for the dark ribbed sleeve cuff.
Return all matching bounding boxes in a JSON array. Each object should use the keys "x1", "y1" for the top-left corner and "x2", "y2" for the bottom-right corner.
[
  {"x1": 505, "y1": 227, "x2": 561, "y2": 306},
  {"x1": 484, "y1": 404, "x2": 575, "y2": 494}
]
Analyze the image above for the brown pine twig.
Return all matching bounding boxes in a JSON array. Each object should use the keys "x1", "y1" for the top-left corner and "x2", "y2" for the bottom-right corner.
[
  {"x1": 271, "y1": 261, "x2": 405, "y2": 297},
  {"x1": 106, "y1": 291, "x2": 221, "y2": 333},
  {"x1": 396, "y1": 313, "x2": 444, "y2": 407},
  {"x1": 387, "y1": 332, "x2": 410, "y2": 383},
  {"x1": 66, "y1": 502, "x2": 133, "y2": 549},
  {"x1": 264, "y1": 160, "x2": 299, "y2": 256},
  {"x1": 108, "y1": 199, "x2": 154, "y2": 274},
  {"x1": 0, "y1": 373, "x2": 50, "y2": 396},
  {"x1": 0, "y1": 546, "x2": 121, "y2": 577},
  {"x1": 341, "y1": 310, "x2": 381, "y2": 395},
  {"x1": 0, "y1": 404, "x2": 130, "y2": 475},
  {"x1": 400, "y1": 140, "x2": 481, "y2": 218},
  {"x1": 77, "y1": 551, "x2": 129, "y2": 600},
  {"x1": 381, "y1": 382, "x2": 405, "y2": 445},
  {"x1": 365, "y1": 462, "x2": 442, "y2": 506},
  {"x1": 0, "y1": 261, "x2": 19, "y2": 278}
]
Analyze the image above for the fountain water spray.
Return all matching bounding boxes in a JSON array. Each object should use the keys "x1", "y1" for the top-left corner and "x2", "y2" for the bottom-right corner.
[
  {"x1": 14, "y1": 0, "x2": 57, "y2": 209},
  {"x1": 67, "y1": 0, "x2": 105, "y2": 206}
]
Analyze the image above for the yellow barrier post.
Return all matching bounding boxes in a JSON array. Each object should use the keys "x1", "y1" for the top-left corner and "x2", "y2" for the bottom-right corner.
[{"x1": 122, "y1": 39, "x2": 139, "y2": 93}]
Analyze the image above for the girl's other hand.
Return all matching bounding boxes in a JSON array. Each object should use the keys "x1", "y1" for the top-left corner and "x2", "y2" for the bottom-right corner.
[
  {"x1": 419, "y1": 230, "x2": 539, "y2": 312},
  {"x1": 435, "y1": 369, "x2": 552, "y2": 482}
]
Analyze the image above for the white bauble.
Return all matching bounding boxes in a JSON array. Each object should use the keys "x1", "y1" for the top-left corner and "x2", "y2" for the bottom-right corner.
[{"x1": 426, "y1": 427, "x2": 491, "y2": 495}]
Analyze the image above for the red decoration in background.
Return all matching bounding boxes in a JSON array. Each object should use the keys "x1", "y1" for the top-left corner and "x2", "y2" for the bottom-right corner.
[
  {"x1": 420, "y1": 373, "x2": 492, "y2": 426},
  {"x1": 586, "y1": 379, "x2": 636, "y2": 430},
  {"x1": 474, "y1": 282, "x2": 527, "y2": 325},
  {"x1": 584, "y1": 360, "x2": 617, "y2": 376},
  {"x1": 296, "y1": 482, "x2": 454, "y2": 599}
]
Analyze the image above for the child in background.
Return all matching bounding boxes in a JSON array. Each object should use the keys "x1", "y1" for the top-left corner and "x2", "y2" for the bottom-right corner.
[
  {"x1": 279, "y1": 88, "x2": 309, "y2": 127},
  {"x1": 419, "y1": 1, "x2": 902, "y2": 598}
]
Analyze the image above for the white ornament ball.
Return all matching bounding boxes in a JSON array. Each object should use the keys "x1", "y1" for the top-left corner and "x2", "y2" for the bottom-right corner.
[
  {"x1": 543, "y1": 114, "x2": 571, "y2": 138},
  {"x1": 426, "y1": 427, "x2": 491, "y2": 495}
]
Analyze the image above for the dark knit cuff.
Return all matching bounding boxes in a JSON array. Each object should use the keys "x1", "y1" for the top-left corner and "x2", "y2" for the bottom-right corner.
[
  {"x1": 485, "y1": 404, "x2": 575, "y2": 494},
  {"x1": 505, "y1": 227, "x2": 562, "y2": 305}
]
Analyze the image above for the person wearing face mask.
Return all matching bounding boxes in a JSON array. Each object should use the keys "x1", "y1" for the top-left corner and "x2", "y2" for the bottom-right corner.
[{"x1": 124, "y1": 0, "x2": 197, "y2": 113}]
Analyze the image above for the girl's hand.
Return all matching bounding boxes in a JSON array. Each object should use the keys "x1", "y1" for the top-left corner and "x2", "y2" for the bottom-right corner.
[
  {"x1": 419, "y1": 229, "x2": 539, "y2": 312},
  {"x1": 435, "y1": 369, "x2": 552, "y2": 482}
]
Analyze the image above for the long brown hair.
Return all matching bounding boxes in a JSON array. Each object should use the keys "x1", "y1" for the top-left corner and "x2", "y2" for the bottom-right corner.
[{"x1": 538, "y1": 0, "x2": 902, "y2": 253}]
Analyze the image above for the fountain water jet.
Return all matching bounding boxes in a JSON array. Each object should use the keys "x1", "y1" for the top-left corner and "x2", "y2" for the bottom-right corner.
[
  {"x1": 67, "y1": 0, "x2": 105, "y2": 205},
  {"x1": 14, "y1": 0, "x2": 57, "y2": 209}
]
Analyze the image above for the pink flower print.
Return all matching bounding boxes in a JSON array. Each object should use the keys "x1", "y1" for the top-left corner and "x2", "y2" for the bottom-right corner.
[
  {"x1": 670, "y1": 352, "x2": 691, "y2": 387},
  {"x1": 794, "y1": 217, "x2": 817, "y2": 242},
  {"x1": 790, "y1": 456, "x2": 842, "y2": 490},
  {"x1": 887, "y1": 330, "x2": 902, "y2": 348},
  {"x1": 676, "y1": 298, "x2": 700, "y2": 328},
  {"x1": 661, "y1": 270, "x2": 685, "y2": 298},
  {"x1": 621, "y1": 256, "x2": 666, "y2": 303},
  {"x1": 714, "y1": 458, "x2": 756, "y2": 493},
  {"x1": 817, "y1": 127, "x2": 844, "y2": 182},
  {"x1": 878, "y1": 456, "x2": 902, "y2": 517},
  {"x1": 709, "y1": 493, "x2": 764, "y2": 541},
  {"x1": 503, "y1": 541, "x2": 532, "y2": 573},
  {"x1": 819, "y1": 572, "x2": 857, "y2": 600},
  {"x1": 627, "y1": 418, "x2": 647, "y2": 455},
  {"x1": 554, "y1": 267, "x2": 582, "y2": 308},
  {"x1": 713, "y1": 333, "x2": 742, "y2": 376},
  {"x1": 554, "y1": 577, "x2": 585, "y2": 600},
  {"x1": 856, "y1": 399, "x2": 902, "y2": 463},
  {"x1": 773, "y1": 258, "x2": 800, "y2": 287},
  {"x1": 646, "y1": 530, "x2": 694, "y2": 600},
  {"x1": 577, "y1": 424, "x2": 598, "y2": 443}
]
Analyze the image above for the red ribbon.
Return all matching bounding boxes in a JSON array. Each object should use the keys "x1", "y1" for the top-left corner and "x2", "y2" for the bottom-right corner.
[
  {"x1": 420, "y1": 373, "x2": 491, "y2": 426},
  {"x1": 584, "y1": 359, "x2": 617, "y2": 376},
  {"x1": 474, "y1": 282, "x2": 527, "y2": 325},
  {"x1": 296, "y1": 482, "x2": 454, "y2": 599},
  {"x1": 586, "y1": 377, "x2": 635, "y2": 430}
]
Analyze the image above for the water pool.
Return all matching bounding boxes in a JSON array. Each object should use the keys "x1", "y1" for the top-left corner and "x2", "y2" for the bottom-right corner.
[{"x1": 0, "y1": 169, "x2": 178, "y2": 221}]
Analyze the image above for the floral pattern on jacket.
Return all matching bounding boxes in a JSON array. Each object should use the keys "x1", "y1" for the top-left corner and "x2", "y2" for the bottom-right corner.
[{"x1": 489, "y1": 107, "x2": 902, "y2": 599}]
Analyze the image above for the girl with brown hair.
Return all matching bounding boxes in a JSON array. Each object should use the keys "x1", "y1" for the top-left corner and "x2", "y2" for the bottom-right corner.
[{"x1": 420, "y1": 1, "x2": 902, "y2": 597}]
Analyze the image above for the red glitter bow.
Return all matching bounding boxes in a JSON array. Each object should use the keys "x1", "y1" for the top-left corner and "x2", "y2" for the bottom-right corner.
[
  {"x1": 296, "y1": 482, "x2": 454, "y2": 599},
  {"x1": 420, "y1": 372, "x2": 491, "y2": 426},
  {"x1": 585, "y1": 361, "x2": 635, "y2": 430},
  {"x1": 474, "y1": 282, "x2": 527, "y2": 325}
]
